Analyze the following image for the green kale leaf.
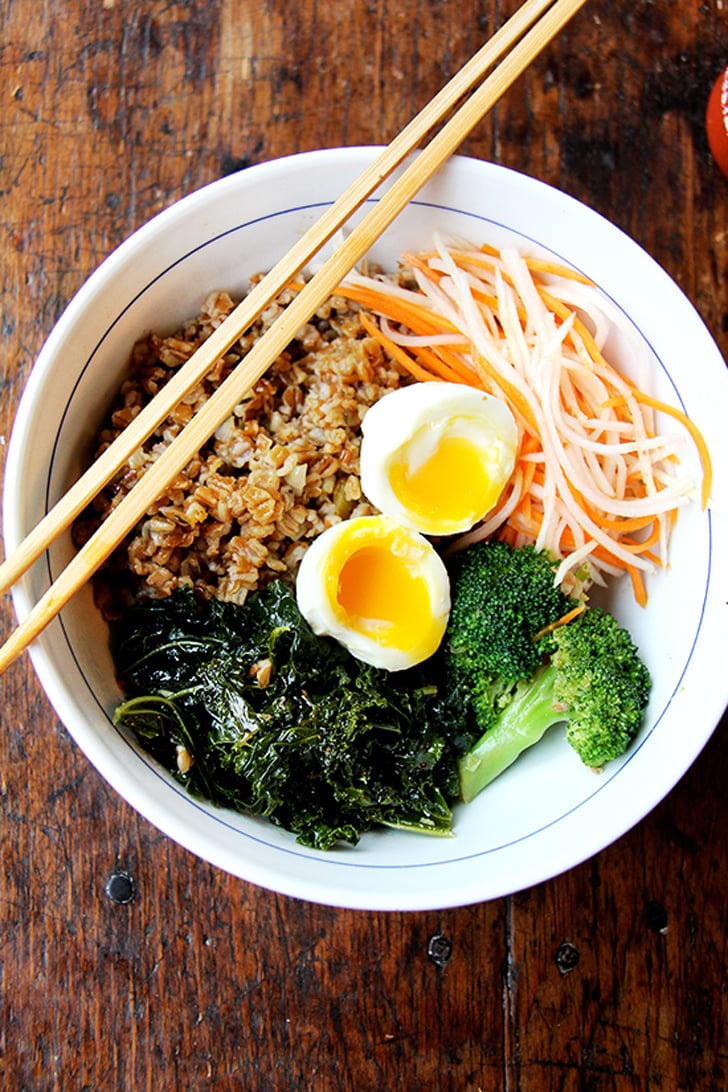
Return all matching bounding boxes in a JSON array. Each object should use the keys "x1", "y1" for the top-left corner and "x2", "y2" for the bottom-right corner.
[{"x1": 111, "y1": 582, "x2": 470, "y2": 850}]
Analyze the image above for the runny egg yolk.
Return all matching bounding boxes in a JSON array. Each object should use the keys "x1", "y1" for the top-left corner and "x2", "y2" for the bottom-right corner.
[
  {"x1": 335, "y1": 543, "x2": 431, "y2": 650},
  {"x1": 295, "y1": 515, "x2": 451, "y2": 671},
  {"x1": 387, "y1": 427, "x2": 505, "y2": 530}
]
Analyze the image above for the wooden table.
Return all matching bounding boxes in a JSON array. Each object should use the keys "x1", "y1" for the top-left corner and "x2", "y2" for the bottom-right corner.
[{"x1": 2, "y1": 1, "x2": 726, "y2": 1087}]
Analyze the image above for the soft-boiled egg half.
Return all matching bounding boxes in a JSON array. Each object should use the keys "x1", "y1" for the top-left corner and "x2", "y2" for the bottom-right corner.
[
  {"x1": 360, "y1": 382, "x2": 518, "y2": 536},
  {"x1": 295, "y1": 514, "x2": 450, "y2": 671}
]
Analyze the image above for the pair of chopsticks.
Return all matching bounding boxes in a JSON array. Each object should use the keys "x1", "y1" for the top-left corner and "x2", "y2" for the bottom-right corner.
[{"x1": 0, "y1": 0, "x2": 587, "y2": 674}]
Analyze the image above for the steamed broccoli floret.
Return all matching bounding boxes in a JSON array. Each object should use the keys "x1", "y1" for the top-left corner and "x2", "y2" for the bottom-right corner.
[
  {"x1": 444, "y1": 540, "x2": 577, "y2": 735},
  {"x1": 442, "y1": 541, "x2": 651, "y2": 804},
  {"x1": 551, "y1": 607, "x2": 651, "y2": 767}
]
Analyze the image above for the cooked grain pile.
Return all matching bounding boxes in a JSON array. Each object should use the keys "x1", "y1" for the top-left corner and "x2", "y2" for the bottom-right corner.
[{"x1": 75, "y1": 284, "x2": 405, "y2": 616}]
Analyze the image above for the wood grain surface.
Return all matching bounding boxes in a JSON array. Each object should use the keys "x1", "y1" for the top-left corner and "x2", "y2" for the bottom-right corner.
[{"x1": 1, "y1": 1, "x2": 726, "y2": 1088}]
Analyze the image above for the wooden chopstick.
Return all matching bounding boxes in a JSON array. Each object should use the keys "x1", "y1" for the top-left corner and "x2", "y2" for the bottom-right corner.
[
  {"x1": 0, "y1": 0, "x2": 558, "y2": 601},
  {"x1": 0, "y1": 0, "x2": 587, "y2": 673}
]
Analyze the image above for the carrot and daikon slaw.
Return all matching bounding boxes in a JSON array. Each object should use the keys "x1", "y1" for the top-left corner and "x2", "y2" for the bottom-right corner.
[{"x1": 334, "y1": 236, "x2": 712, "y2": 606}]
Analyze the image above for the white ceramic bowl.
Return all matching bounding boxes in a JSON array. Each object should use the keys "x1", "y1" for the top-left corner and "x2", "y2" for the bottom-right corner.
[{"x1": 4, "y1": 148, "x2": 728, "y2": 911}]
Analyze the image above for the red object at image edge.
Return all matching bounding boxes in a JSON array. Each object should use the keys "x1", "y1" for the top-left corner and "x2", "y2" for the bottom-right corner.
[{"x1": 706, "y1": 66, "x2": 728, "y2": 178}]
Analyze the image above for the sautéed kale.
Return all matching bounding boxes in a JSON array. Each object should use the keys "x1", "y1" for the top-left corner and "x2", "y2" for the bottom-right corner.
[{"x1": 111, "y1": 582, "x2": 471, "y2": 849}]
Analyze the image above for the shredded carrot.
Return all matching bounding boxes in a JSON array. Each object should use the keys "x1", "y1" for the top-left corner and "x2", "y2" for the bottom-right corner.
[
  {"x1": 619, "y1": 520, "x2": 664, "y2": 555},
  {"x1": 471, "y1": 285, "x2": 503, "y2": 314},
  {"x1": 627, "y1": 566, "x2": 648, "y2": 608},
  {"x1": 400, "y1": 251, "x2": 443, "y2": 285},
  {"x1": 582, "y1": 510, "x2": 658, "y2": 534},
  {"x1": 525, "y1": 257, "x2": 594, "y2": 285},
  {"x1": 411, "y1": 344, "x2": 477, "y2": 386},
  {"x1": 538, "y1": 288, "x2": 606, "y2": 366},
  {"x1": 533, "y1": 602, "x2": 587, "y2": 641},
  {"x1": 631, "y1": 391, "x2": 713, "y2": 509},
  {"x1": 359, "y1": 314, "x2": 441, "y2": 384},
  {"x1": 337, "y1": 283, "x2": 461, "y2": 337}
]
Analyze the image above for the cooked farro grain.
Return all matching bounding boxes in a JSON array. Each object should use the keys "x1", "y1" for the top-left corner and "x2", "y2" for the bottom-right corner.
[{"x1": 74, "y1": 282, "x2": 406, "y2": 617}]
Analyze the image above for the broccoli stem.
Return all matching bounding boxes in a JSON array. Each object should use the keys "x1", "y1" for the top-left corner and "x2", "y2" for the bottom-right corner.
[{"x1": 458, "y1": 664, "x2": 562, "y2": 803}]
